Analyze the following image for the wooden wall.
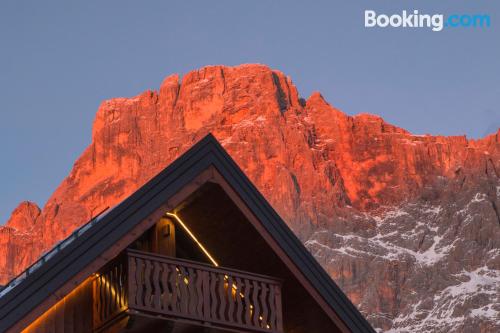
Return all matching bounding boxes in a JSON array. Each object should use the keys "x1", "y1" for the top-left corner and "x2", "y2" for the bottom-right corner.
[{"x1": 22, "y1": 278, "x2": 93, "y2": 333}]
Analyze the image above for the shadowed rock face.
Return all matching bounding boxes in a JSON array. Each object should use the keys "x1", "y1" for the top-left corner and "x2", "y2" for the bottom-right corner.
[{"x1": 1, "y1": 64, "x2": 499, "y2": 332}]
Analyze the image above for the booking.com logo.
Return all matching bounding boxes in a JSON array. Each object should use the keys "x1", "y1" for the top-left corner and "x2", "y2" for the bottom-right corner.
[{"x1": 365, "y1": 10, "x2": 491, "y2": 32}]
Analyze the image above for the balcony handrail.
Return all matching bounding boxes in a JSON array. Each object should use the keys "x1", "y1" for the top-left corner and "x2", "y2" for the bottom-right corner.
[
  {"x1": 126, "y1": 249, "x2": 284, "y2": 333},
  {"x1": 126, "y1": 249, "x2": 283, "y2": 286}
]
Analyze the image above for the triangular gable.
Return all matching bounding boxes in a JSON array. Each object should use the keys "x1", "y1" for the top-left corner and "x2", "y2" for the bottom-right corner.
[{"x1": 0, "y1": 134, "x2": 374, "y2": 333}]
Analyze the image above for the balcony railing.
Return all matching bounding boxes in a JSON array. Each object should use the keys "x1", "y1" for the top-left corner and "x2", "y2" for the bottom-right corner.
[{"x1": 93, "y1": 249, "x2": 283, "y2": 333}]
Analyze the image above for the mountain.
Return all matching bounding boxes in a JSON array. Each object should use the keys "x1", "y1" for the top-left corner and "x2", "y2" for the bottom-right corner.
[{"x1": 1, "y1": 64, "x2": 499, "y2": 332}]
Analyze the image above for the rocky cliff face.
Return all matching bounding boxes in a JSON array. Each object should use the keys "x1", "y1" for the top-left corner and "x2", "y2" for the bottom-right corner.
[{"x1": 1, "y1": 64, "x2": 499, "y2": 332}]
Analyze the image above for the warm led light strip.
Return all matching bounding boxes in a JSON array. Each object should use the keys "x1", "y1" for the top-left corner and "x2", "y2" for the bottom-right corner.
[{"x1": 166, "y1": 212, "x2": 219, "y2": 267}]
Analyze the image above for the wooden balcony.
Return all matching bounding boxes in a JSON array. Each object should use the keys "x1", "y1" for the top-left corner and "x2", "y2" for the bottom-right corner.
[{"x1": 93, "y1": 249, "x2": 283, "y2": 333}]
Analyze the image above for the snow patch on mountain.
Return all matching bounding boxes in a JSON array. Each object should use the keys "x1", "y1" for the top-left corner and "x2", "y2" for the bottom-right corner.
[
  {"x1": 387, "y1": 266, "x2": 500, "y2": 332},
  {"x1": 305, "y1": 195, "x2": 500, "y2": 332}
]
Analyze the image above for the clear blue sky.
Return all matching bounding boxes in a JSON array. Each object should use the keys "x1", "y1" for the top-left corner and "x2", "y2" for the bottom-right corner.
[{"x1": 1, "y1": 1, "x2": 499, "y2": 223}]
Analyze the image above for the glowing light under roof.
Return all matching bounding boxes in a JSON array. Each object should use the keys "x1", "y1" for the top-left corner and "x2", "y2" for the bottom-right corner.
[{"x1": 166, "y1": 212, "x2": 219, "y2": 267}]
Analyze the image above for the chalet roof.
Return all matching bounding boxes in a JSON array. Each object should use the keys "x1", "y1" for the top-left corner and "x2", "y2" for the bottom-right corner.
[{"x1": 0, "y1": 134, "x2": 375, "y2": 333}]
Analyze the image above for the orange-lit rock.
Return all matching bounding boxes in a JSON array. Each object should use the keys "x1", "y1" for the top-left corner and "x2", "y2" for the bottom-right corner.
[
  {"x1": 0, "y1": 201, "x2": 42, "y2": 283},
  {"x1": 1, "y1": 64, "x2": 499, "y2": 332},
  {"x1": 5, "y1": 201, "x2": 40, "y2": 234}
]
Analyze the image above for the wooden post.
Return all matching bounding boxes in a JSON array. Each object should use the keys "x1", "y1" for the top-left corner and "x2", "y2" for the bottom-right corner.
[{"x1": 151, "y1": 217, "x2": 176, "y2": 257}]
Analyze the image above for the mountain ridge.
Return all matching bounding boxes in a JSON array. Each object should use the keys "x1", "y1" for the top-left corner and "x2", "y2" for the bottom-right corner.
[{"x1": 1, "y1": 64, "x2": 499, "y2": 332}]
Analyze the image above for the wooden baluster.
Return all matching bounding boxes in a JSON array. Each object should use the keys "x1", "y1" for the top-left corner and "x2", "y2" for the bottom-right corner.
[
  {"x1": 97, "y1": 274, "x2": 104, "y2": 323},
  {"x1": 115, "y1": 266, "x2": 121, "y2": 311},
  {"x1": 115, "y1": 265, "x2": 120, "y2": 310},
  {"x1": 119, "y1": 264, "x2": 124, "y2": 308},
  {"x1": 104, "y1": 270, "x2": 113, "y2": 320},
  {"x1": 160, "y1": 263, "x2": 170, "y2": 312},
  {"x1": 110, "y1": 268, "x2": 116, "y2": 315},
  {"x1": 120, "y1": 264, "x2": 124, "y2": 308},
  {"x1": 227, "y1": 275, "x2": 235, "y2": 323},
  {"x1": 92, "y1": 277, "x2": 97, "y2": 328},
  {"x1": 107, "y1": 272, "x2": 112, "y2": 320},
  {"x1": 152, "y1": 261, "x2": 161, "y2": 310},
  {"x1": 260, "y1": 282, "x2": 269, "y2": 329},
  {"x1": 209, "y1": 272, "x2": 218, "y2": 320},
  {"x1": 170, "y1": 264, "x2": 179, "y2": 313},
  {"x1": 194, "y1": 268, "x2": 204, "y2": 317},
  {"x1": 178, "y1": 266, "x2": 189, "y2": 314},
  {"x1": 108, "y1": 271, "x2": 113, "y2": 318},
  {"x1": 96, "y1": 276, "x2": 101, "y2": 325},
  {"x1": 94, "y1": 276, "x2": 101, "y2": 326},
  {"x1": 106, "y1": 269, "x2": 111, "y2": 317},
  {"x1": 104, "y1": 272, "x2": 108, "y2": 319},
  {"x1": 113, "y1": 267, "x2": 118, "y2": 314},
  {"x1": 99, "y1": 274, "x2": 104, "y2": 323},
  {"x1": 252, "y1": 280, "x2": 260, "y2": 328},
  {"x1": 218, "y1": 273, "x2": 226, "y2": 321},
  {"x1": 235, "y1": 277, "x2": 244, "y2": 325},
  {"x1": 268, "y1": 283, "x2": 277, "y2": 331},
  {"x1": 202, "y1": 270, "x2": 210, "y2": 321},
  {"x1": 243, "y1": 278, "x2": 251, "y2": 326},
  {"x1": 136, "y1": 258, "x2": 144, "y2": 307},
  {"x1": 144, "y1": 260, "x2": 153, "y2": 307},
  {"x1": 120, "y1": 262, "x2": 126, "y2": 309},
  {"x1": 116, "y1": 264, "x2": 122, "y2": 310},
  {"x1": 115, "y1": 264, "x2": 120, "y2": 310},
  {"x1": 274, "y1": 284, "x2": 283, "y2": 332},
  {"x1": 187, "y1": 267, "x2": 197, "y2": 315},
  {"x1": 102, "y1": 274, "x2": 108, "y2": 323},
  {"x1": 128, "y1": 256, "x2": 137, "y2": 308}
]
